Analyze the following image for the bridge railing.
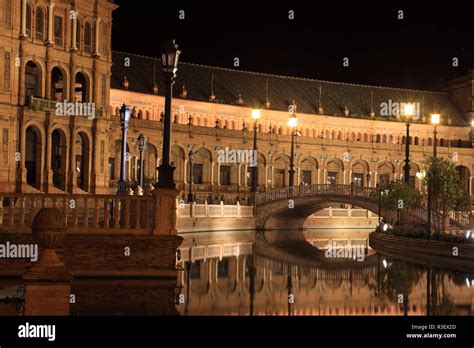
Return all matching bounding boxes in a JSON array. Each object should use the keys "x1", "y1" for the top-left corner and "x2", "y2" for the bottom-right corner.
[{"x1": 257, "y1": 184, "x2": 379, "y2": 205}]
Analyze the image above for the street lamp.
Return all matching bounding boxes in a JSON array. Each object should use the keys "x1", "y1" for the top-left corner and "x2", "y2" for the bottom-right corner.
[
  {"x1": 117, "y1": 104, "x2": 131, "y2": 194},
  {"x1": 431, "y1": 113, "x2": 440, "y2": 158},
  {"x1": 137, "y1": 134, "x2": 146, "y2": 188},
  {"x1": 251, "y1": 109, "x2": 261, "y2": 193},
  {"x1": 427, "y1": 113, "x2": 440, "y2": 240},
  {"x1": 157, "y1": 39, "x2": 181, "y2": 189},
  {"x1": 288, "y1": 114, "x2": 298, "y2": 187},
  {"x1": 187, "y1": 150, "x2": 194, "y2": 203},
  {"x1": 402, "y1": 103, "x2": 415, "y2": 184}
]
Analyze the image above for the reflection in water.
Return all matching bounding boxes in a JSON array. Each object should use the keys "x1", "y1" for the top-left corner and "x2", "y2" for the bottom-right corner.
[
  {"x1": 0, "y1": 229, "x2": 472, "y2": 316},
  {"x1": 176, "y1": 230, "x2": 473, "y2": 316}
]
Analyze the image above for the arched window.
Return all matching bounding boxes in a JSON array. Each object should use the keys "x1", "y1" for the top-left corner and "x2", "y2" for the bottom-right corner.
[
  {"x1": 25, "y1": 61, "x2": 41, "y2": 98},
  {"x1": 35, "y1": 7, "x2": 45, "y2": 40},
  {"x1": 75, "y1": 18, "x2": 82, "y2": 49},
  {"x1": 26, "y1": 3, "x2": 32, "y2": 37},
  {"x1": 84, "y1": 22, "x2": 92, "y2": 53},
  {"x1": 75, "y1": 72, "x2": 88, "y2": 102},
  {"x1": 51, "y1": 67, "x2": 65, "y2": 102}
]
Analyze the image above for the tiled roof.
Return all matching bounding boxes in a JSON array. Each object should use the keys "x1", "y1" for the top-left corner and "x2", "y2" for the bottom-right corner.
[{"x1": 111, "y1": 51, "x2": 466, "y2": 126}]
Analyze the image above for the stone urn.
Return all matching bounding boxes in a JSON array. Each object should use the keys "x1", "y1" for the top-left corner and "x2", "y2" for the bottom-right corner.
[{"x1": 23, "y1": 208, "x2": 72, "y2": 282}]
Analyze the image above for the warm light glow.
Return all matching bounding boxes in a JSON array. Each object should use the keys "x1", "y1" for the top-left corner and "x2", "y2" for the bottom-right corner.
[
  {"x1": 471, "y1": 119, "x2": 474, "y2": 127},
  {"x1": 416, "y1": 171, "x2": 426, "y2": 180},
  {"x1": 383, "y1": 223, "x2": 389, "y2": 232},
  {"x1": 251, "y1": 109, "x2": 261, "y2": 120},
  {"x1": 288, "y1": 116, "x2": 298, "y2": 128},
  {"x1": 403, "y1": 103, "x2": 415, "y2": 117},
  {"x1": 431, "y1": 113, "x2": 440, "y2": 125},
  {"x1": 382, "y1": 259, "x2": 388, "y2": 268}
]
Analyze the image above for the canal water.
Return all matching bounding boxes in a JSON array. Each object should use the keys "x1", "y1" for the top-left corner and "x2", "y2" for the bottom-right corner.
[{"x1": 0, "y1": 229, "x2": 472, "y2": 316}]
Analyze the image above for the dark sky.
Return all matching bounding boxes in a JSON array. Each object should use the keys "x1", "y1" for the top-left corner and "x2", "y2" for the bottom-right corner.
[{"x1": 112, "y1": 1, "x2": 474, "y2": 90}]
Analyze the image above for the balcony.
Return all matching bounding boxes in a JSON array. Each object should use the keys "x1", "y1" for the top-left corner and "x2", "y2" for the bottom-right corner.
[{"x1": 27, "y1": 96, "x2": 103, "y2": 119}]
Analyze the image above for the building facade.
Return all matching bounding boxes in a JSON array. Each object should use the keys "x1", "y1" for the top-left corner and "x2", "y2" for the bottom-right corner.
[{"x1": 1, "y1": 0, "x2": 473, "y2": 210}]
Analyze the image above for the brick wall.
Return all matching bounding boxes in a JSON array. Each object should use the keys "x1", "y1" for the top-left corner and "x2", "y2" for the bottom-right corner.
[{"x1": 0, "y1": 233, "x2": 183, "y2": 278}]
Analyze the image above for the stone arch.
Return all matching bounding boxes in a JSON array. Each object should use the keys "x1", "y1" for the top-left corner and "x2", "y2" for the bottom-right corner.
[
  {"x1": 145, "y1": 143, "x2": 158, "y2": 179},
  {"x1": 299, "y1": 156, "x2": 318, "y2": 185},
  {"x1": 171, "y1": 144, "x2": 185, "y2": 183},
  {"x1": 74, "y1": 71, "x2": 92, "y2": 102},
  {"x1": 51, "y1": 65, "x2": 68, "y2": 101},
  {"x1": 25, "y1": 125, "x2": 43, "y2": 189},
  {"x1": 75, "y1": 131, "x2": 91, "y2": 191},
  {"x1": 455, "y1": 165, "x2": 471, "y2": 195},
  {"x1": 25, "y1": 59, "x2": 44, "y2": 98},
  {"x1": 193, "y1": 147, "x2": 213, "y2": 184},
  {"x1": 34, "y1": 5, "x2": 46, "y2": 41},
  {"x1": 325, "y1": 158, "x2": 344, "y2": 185},
  {"x1": 273, "y1": 154, "x2": 290, "y2": 188},
  {"x1": 51, "y1": 127, "x2": 68, "y2": 190},
  {"x1": 377, "y1": 161, "x2": 395, "y2": 186},
  {"x1": 350, "y1": 160, "x2": 370, "y2": 187}
]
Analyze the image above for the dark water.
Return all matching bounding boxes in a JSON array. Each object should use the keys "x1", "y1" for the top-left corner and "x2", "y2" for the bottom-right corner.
[{"x1": 0, "y1": 229, "x2": 472, "y2": 316}]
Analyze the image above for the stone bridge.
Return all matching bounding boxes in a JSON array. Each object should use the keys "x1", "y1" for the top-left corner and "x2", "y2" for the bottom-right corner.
[{"x1": 255, "y1": 184, "x2": 470, "y2": 230}]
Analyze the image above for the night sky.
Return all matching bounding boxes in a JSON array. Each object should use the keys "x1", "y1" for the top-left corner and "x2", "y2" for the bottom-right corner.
[{"x1": 112, "y1": 2, "x2": 474, "y2": 91}]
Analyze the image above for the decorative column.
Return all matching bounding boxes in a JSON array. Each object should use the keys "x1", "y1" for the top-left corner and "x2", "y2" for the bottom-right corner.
[
  {"x1": 43, "y1": 120, "x2": 53, "y2": 193},
  {"x1": 20, "y1": 0, "x2": 27, "y2": 37},
  {"x1": 47, "y1": 3, "x2": 55, "y2": 45},
  {"x1": 94, "y1": 18, "x2": 101, "y2": 56},
  {"x1": 68, "y1": 123, "x2": 77, "y2": 193},
  {"x1": 71, "y1": 9, "x2": 78, "y2": 51}
]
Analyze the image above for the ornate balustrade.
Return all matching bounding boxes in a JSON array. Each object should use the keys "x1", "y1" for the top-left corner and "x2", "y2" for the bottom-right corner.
[
  {"x1": 257, "y1": 184, "x2": 379, "y2": 205},
  {"x1": 0, "y1": 193, "x2": 154, "y2": 234},
  {"x1": 177, "y1": 201, "x2": 254, "y2": 219}
]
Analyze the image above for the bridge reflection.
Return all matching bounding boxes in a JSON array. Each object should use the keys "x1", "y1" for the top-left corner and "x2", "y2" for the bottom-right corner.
[{"x1": 176, "y1": 230, "x2": 474, "y2": 316}]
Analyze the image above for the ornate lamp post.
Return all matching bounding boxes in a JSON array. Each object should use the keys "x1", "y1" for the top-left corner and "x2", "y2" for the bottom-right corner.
[
  {"x1": 117, "y1": 104, "x2": 131, "y2": 194},
  {"x1": 431, "y1": 113, "x2": 440, "y2": 158},
  {"x1": 187, "y1": 150, "x2": 194, "y2": 203},
  {"x1": 402, "y1": 103, "x2": 415, "y2": 184},
  {"x1": 137, "y1": 134, "x2": 146, "y2": 188},
  {"x1": 427, "y1": 113, "x2": 440, "y2": 240},
  {"x1": 157, "y1": 39, "x2": 181, "y2": 189},
  {"x1": 251, "y1": 109, "x2": 261, "y2": 193},
  {"x1": 288, "y1": 114, "x2": 298, "y2": 187}
]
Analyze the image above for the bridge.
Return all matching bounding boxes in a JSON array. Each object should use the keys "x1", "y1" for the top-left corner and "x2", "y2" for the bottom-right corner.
[{"x1": 255, "y1": 184, "x2": 470, "y2": 230}]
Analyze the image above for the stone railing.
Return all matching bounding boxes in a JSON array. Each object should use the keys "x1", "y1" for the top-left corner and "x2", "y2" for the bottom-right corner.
[
  {"x1": 0, "y1": 193, "x2": 154, "y2": 234},
  {"x1": 177, "y1": 201, "x2": 254, "y2": 218},
  {"x1": 178, "y1": 242, "x2": 253, "y2": 262},
  {"x1": 28, "y1": 96, "x2": 103, "y2": 118},
  {"x1": 310, "y1": 207, "x2": 376, "y2": 219},
  {"x1": 257, "y1": 184, "x2": 378, "y2": 205}
]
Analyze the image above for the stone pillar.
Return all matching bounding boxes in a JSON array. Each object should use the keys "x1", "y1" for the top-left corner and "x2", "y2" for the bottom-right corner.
[
  {"x1": 23, "y1": 208, "x2": 73, "y2": 316},
  {"x1": 317, "y1": 168, "x2": 320, "y2": 184},
  {"x1": 20, "y1": 0, "x2": 27, "y2": 37},
  {"x1": 45, "y1": 48, "x2": 52, "y2": 100},
  {"x1": 43, "y1": 120, "x2": 53, "y2": 193},
  {"x1": 71, "y1": 10, "x2": 78, "y2": 51},
  {"x1": 152, "y1": 188, "x2": 180, "y2": 235},
  {"x1": 47, "y1": 3, "x2": 55, "y2": 45},
  {"x1": 68, "y1": 123, "x2": 77, "y2": 193},
  {"x1": 94, "y1": 18, "x2": 101, "y2": 56},
  {"x1": 69, "y1": 54, "x2": 76, "y2": 102}
]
